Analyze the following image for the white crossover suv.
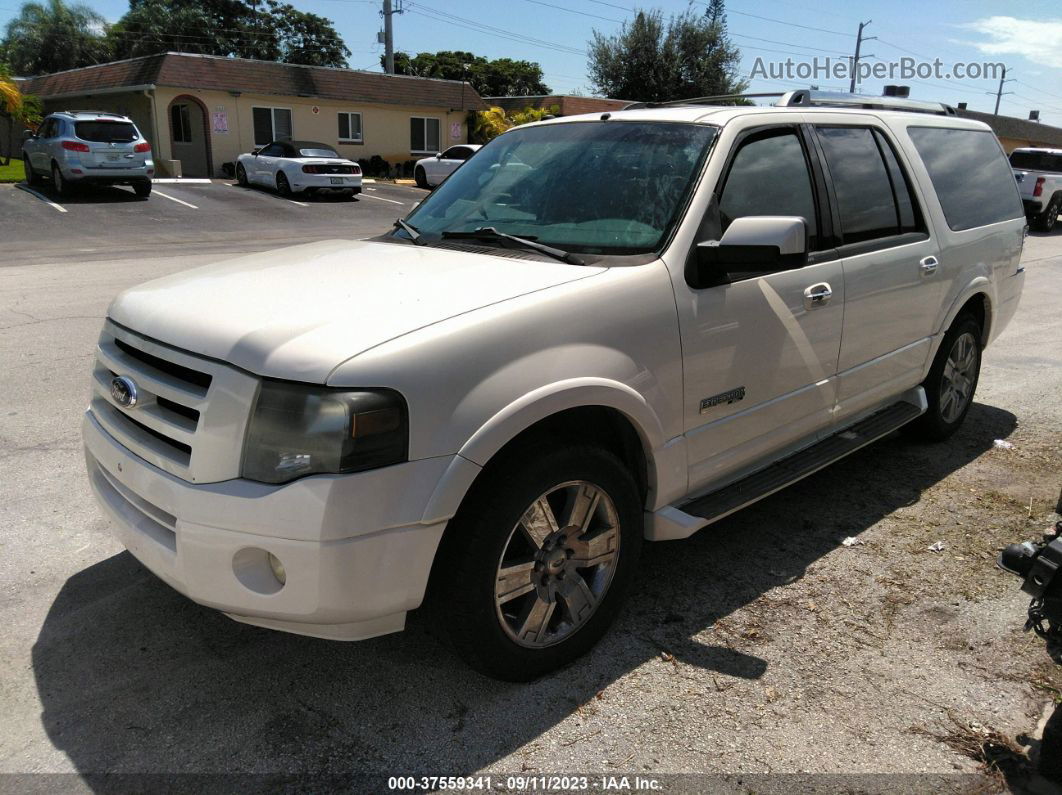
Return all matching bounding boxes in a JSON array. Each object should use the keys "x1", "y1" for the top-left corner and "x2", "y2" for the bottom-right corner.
[{"x1": 83, "y1": 91, "x2": 1026, "y2": 680}]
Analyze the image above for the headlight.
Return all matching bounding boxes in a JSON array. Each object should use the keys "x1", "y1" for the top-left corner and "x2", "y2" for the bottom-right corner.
[{"x1": 241, "y1": 381, "x2": 407, "y2": 484}]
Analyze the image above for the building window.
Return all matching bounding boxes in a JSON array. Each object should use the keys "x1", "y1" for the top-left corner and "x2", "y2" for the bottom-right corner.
[
  {"x1": 410, "y1": 116, "x2": 441, "y2": 153},
  {"x1": 338, "y1": 111, "x2": 363, "y2": 143},
  {"x1": 252, "y1": 106, "x2": 293, "y2": 146},
  {"x1": 170, "y1": 103, "x2": 192, "y2": 143}
]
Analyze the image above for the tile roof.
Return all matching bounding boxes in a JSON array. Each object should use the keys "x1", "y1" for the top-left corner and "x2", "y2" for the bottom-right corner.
[
  {"x1": 958, "y1": 108, "x2": 1062, "y2": 148},
  {"x1": 484, "y1": 94, "x2": 633, "y2": 116},
  {"x1": 19, "y1": 52, "x2": 486, "y2": 111}
]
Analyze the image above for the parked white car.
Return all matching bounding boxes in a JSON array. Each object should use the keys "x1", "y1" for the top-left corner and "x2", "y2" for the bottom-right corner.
[
  {"x1": 235, "y1": 140, "x2": 362, "y2": 198},
  {"x1": 84, "y1": 91, "x2": 1025, "y2": 681},
  {"x1": 414, "y1": 144, "x2": 481, "y2": 188},
  {"x1": 1010, "y1": 147, "x2": 1062, "y2": 232}
]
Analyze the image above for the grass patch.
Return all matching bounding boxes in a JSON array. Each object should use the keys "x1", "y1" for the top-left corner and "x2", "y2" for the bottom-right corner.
[{"x1": 0, "y1": 159, "x2": 26, "y2": 183}]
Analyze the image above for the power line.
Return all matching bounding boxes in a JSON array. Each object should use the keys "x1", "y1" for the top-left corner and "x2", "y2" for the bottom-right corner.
[
  {"x1": 405, "y1": 1, "x2": 587, "y2": 56},
  {"x1": 518, "y1": 0, "x2": 623, "y2": 24}
]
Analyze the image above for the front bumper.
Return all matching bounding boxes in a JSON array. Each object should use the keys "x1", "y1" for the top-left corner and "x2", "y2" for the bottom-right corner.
[{"x1": 83, "y1": 410, "x2": 450, "y2": 640}]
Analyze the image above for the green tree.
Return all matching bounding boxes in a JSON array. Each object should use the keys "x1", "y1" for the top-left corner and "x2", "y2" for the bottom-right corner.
[
  {"x1": 0, "y1": 0, "x2": 111, "y2": 75},
  {"x1": 1, "y1": 62, "x2": 43, "y2": 164},
  {"x1": 387, "y1": 50, "x2": 549, "y2": 97},
  {"x1": 107, "y1": 0, "x2": 349, "y2": 67},
  {"x1": 588, "y1": 3, "x2": 747, "y2": 102}
]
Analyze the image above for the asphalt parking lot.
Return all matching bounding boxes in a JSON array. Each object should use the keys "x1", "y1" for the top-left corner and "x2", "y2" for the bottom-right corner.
[{"x1": 1, "y1": 184, "x2": 1061, "y2": 790}]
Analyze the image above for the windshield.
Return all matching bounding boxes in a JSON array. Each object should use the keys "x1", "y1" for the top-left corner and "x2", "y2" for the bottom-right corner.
[
  {"x1": 1010, "y1": 151, "x2": 1062, "y2": 173},
  {"x1": 299, "y1": 147, "x2": 340, "y2": 158},
  {"x1": 75, "y1": 121, "x2": 137, "y2": 143},
  {"x1": 403, "y1": 121, "x2": 717, "y2": 255}
]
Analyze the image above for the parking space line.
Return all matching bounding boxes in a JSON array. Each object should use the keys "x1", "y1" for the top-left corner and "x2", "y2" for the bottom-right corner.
[
  {"x1": 225, "y1": 183, "x2": 308, "y2": 207},
  {"x1": 359, "y1": 193, "x2": 404, "y2": 205},
  {"x1": 15, "y1": 184, "x2": 67, "y2": 213},
  {"x1": 153, "y1": 189, "x2": 199, "y2": 209}
]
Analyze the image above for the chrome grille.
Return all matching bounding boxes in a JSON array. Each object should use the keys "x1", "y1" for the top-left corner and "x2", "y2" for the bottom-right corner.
[{"x1": 89, "y1": 320, "x2": 259, "y2": 483}]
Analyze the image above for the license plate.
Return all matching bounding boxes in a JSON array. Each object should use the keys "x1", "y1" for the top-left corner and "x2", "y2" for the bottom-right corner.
[
  {"x1": 330, "y1": 177, "x2": 344, "y2": 185},
  {"x1": 106, "y1": 153, "x2": 120, "y2": 161}
]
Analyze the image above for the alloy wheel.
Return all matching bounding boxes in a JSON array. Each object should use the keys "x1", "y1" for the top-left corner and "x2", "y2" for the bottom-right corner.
[
  {"x1": 939, "y1": 331, "x2": 978, "y2": 423},
  {"x1": 494, "y1": 480, "x2": 621, "y2": 648}
]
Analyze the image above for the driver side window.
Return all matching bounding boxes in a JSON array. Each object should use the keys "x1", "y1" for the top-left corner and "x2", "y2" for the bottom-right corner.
[{"x1": 719, "y1": 128, "x2": 819, "y2": 251}]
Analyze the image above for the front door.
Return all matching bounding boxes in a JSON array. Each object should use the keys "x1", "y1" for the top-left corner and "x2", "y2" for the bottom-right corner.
[{"x1": 675, "y1": 125, "x2": 845, "y2": 492}]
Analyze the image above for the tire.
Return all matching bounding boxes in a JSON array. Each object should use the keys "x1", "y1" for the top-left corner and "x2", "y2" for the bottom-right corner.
[
  {"x1": 133, "y1": 179, "x2": 151, "y2": 198},
  {"x1": 236, "y1": 163, "x2": 248, "y2": 187},
  {"x1": 1034, "y1": 195, "x2": 1060, "y2": 232},
  {"x1": 51, "y1": 162, "x2": 68, "y2": 197},
  {"x1": 906, "y1": 313, "x2": 982, "y2": 442},
  {"x1": 415, "y1": 166, "x2": 429, "y2": 189},
  {"x1": 438, "y1": 442, "x2": 642, "y2": 681},
  {"x1": 23, "y1": 154, "x2": 41, "y2": 186},
  {"x1": 276, "y1": 172, "x2": 291, "y2": 197}
]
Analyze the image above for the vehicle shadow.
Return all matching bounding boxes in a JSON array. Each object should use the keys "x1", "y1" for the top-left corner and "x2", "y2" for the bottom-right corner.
[
  {"x1": 22, "y1": 181, "x2": 146, "y2": 203},
  {"x1": 32, "y1": 402, "x2": 1016, "y2": 782}
]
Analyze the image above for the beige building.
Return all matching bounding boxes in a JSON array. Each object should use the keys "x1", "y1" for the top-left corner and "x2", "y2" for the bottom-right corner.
[{"x1": 19, "y1": 52, "x2": 486, "y2": 177}]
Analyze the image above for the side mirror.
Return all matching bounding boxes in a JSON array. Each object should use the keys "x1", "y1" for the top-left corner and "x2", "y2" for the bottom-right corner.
[
  {"x1": 693, "y1": 216, "x2": 808, "y2": 287},
  {"x1": 435, "y1": 152, "x2": 442, "y2": 159},
  {"x1": 22, "y1": 129, "x2": 35, "y2": 140},
  {"x1": 251, "y1": 148, "x2": 260, "y2": 156}
]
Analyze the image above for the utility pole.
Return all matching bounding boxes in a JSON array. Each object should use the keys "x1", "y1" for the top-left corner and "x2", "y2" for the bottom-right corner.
[
  {"x1": 849, "y1": 20, "x2": 875, "y2": 94},
  {"x1": 993, "y1": 66, "x2": 1015, "y2": 115},
  {"x1": 382, "y1": 0, "x2": 404, "y2": 74}
]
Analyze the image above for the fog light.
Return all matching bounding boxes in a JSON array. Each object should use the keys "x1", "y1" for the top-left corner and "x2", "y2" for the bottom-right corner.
[{"x1": 268, "y1": 552, "x2": 286, "y2": 585}]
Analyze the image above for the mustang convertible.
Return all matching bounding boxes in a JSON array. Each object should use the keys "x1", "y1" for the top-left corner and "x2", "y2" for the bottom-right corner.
[{"x1": 236, "y1": 140, "x2": 362, "y2": 198}]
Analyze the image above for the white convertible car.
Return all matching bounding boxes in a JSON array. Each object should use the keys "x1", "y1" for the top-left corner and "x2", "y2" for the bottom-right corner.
[
  {"x1": 236, "y1": 140, "x2": 362, "y2": 198},
  {"x1": 414, "y1": 144, "x2": 481, "y2": 188}
]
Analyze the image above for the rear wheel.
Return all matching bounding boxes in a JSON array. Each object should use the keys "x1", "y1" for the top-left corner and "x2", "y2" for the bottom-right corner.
[
  {"x1": 133, "y1": 179, "x2": 151, "y2": 198},
  {"x1": 1035, "y1": 195, "x2": 1060, "y2": 232},
  {"x1": 438, "y1": 442, "x2": 642, "y2": 681},
  {"x1": 236, "y1": 163, "x2": 248, "y2": 187},
  {"x1": 23, "y1": 154, "x2": 41, "y2": 186},
  {"x1": 415, "y1": 166, "x2": 429, "y2": 189},
  {"x1": 906, "y1": 313, "x2": 982, "y2": 442},
  {"x1": 51, "y1": 163, "x2": 68, "y2": 197},
  {"x1": 276, "y1": 172, "x2": 291, "y2": 197}
]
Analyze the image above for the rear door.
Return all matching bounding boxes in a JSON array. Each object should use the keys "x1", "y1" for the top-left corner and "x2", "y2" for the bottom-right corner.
[
  {"x1": 676, "y1": 123, "x2": 846, "y2": 491},
  {"x1": 810, "y1": 119, "x2": 942, "y2": 423},
  {"x1": 75, "y1": 118, "x2": 139, "y2": 169}
]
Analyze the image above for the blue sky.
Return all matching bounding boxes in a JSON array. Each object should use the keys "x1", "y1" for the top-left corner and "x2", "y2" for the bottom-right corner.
[{"x1": 4, "y1": 0, "x2": 1062, "y2": 125}]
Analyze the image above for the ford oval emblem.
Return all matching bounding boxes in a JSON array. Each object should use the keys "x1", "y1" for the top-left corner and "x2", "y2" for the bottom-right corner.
[{"x1": 110, "y1": 376, "x2": 138, "y2": 408}]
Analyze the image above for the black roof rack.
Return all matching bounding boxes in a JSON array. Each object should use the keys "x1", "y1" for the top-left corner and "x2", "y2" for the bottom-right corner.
[
  {"x1": 624, "y1": 89, "x2": 956, "y2": 116},
  {"x1": 63, "y1": 110, "x2": 128, "y2": 117}
]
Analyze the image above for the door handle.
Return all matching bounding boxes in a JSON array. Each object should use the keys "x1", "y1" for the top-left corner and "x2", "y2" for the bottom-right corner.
[
  {"x1": 803, "y1": 282, "x2": 832, "y2": 309},
  {"x1": 920, "y1": 256, "x2": 939, "y2": 276}
]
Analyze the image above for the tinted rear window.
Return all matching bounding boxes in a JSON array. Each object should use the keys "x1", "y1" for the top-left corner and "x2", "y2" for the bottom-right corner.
[
  {"x1": 1010, "y1": 151, "x2": 1062, "y2": 173},
  {"x1": 908, "y1": 127, "x2": 1023, "y2": 231},
  {"x1": 298, "y1": 148, "x2": 339, "y2": 158},
  {"x1": 75, "y1": 121, "x2": 137, "y2": 143}
]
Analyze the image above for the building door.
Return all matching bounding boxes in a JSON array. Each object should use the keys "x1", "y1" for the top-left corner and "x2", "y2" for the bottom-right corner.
[{"x1": 168, "y1": 97, "x2": 210, "y2": 177}]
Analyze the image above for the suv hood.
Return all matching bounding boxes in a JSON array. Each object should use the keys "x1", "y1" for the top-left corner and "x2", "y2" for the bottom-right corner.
[{"x1": 109, "y1": 239, "x2": 603, "y2": 382}]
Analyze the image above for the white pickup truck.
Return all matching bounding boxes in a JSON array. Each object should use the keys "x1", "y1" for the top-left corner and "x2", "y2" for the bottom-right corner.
[
  {"x1": 84, "y1": 91, "x2": 1026, "y2": 680},
  {"x1": 1011, "y1": 147, "x2": 1062, "y2": 231}
]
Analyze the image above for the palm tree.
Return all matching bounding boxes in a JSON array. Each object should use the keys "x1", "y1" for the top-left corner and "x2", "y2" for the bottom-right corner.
[
  {"x1": 0, "y1": 63, "x2": 42, "y2": 166},
  {"x1": 1, "y1": 0, "x2": 111, "y2": 76}
]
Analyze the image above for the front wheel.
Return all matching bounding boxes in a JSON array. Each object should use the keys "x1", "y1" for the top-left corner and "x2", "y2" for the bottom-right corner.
[
  {"x1": 1035, "y1": 196, "x2": 1060, "y2": 232},
  {"x1": 23, "y1": 154, "x2": 41, "y2": 186},
  {"x1": 439, "y1": 443, "x2": 642, "y2": 681},
  {"x1": 236, "y1": 163, "x2": 248, "y2": 187},
  {"x1": 415, "y1": 166, "x2": 429, "y2": 189},
  {"x1": 906, "y1": 313, "x2": 982, "y2": 442}
]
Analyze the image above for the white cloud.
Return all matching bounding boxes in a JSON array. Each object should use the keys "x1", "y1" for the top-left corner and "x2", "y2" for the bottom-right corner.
[{"x1": 963, "y1": 16, "x2": 1062, "y2": 70}]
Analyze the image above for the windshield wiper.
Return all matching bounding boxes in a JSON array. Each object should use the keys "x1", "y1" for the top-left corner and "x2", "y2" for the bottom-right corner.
[
  {"x1": 393, "y1": 218, "x2": 425, "y2": 245},
  {"x1": 441, "y1": 227, "x2": 584, "y2": 265}
]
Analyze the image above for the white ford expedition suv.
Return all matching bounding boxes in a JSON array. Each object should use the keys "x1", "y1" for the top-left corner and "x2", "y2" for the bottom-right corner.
[
  {"x1": 84, "y1": 91, "x2": 1026, "y2": 680},
  {"x1": 1010, "y1": 147, "x2": 1062, "y2": 232}
]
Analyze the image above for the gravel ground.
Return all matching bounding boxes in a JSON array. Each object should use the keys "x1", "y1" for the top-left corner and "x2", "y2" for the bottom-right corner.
[{"x1": 0, "y1": 219, "x2": 1059, "y2": 793}]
